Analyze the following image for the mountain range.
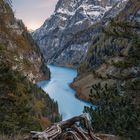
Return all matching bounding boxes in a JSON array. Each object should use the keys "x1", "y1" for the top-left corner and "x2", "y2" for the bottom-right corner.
[{"x1": 32, "y1": 0, "x2": 128, "y2": 67}]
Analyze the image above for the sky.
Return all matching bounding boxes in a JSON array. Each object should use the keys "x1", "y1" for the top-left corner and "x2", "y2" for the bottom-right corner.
[{"x1": 12, "y1": 0, "x2": 58, "y2": 30}]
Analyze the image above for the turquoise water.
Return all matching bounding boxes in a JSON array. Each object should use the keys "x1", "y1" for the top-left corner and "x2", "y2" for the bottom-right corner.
[{"x1": 38, "y1": 65, "x2": 91, "y2": 120}]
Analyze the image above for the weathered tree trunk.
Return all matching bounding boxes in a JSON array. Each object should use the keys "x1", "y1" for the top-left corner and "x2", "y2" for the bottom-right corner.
[{"x1": 26, "y1": 114, "x2": 103, "y2": 140}]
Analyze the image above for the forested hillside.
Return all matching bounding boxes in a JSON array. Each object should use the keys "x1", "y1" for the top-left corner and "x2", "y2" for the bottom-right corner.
[
  {"x1": 72, "y1": 0, "x2": 140, "y2": 139},
  {"x1": 72, "y1": 0, "x2": 140, "y2": 102},
  {"x1": 0, "y1": 0, "x2": 60, "y2": 137}
]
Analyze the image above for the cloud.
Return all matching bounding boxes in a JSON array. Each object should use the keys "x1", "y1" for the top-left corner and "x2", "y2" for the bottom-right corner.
[{"x1": 12, "y1": 0, "x2": 58, "y2": 30}]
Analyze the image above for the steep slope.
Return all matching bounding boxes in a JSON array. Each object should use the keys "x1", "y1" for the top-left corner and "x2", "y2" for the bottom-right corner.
[
  {"x1": 72, "y1": 0, "x2": 140, "y2": 101},
  {"x1": 32, "y1": 0, "x2": 128, "y2": 67},
  {"x1": 0, "y1": 0, "x2": 50, "y2": 82},
  {"x1": 0, "y1": 0, "x2": 60, "y2": 135},
  {"x1": 70, "y1": 0, "x2": 140, "y2": 138}
]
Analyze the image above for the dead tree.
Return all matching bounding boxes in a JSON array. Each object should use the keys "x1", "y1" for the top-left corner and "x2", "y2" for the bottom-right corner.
[{"x1": 27, "y1": 113, "x2": 102, "y2": 140}]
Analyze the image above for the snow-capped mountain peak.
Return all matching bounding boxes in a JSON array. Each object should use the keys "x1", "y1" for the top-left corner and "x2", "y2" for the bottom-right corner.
[{"x1": 32, "y1": 0, "x2": 128, "y2": 67}]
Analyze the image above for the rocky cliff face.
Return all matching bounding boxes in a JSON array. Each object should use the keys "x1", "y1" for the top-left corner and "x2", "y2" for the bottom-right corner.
[
  {"x1": 0, "y1": 0, "x2": 50, "y2": 82},
  {"x1": 72, "y1": 0, "x2": 140, "y2": 101},
  {"x1": 32, "y1": 0, "x2": 128, "y2": 67}
]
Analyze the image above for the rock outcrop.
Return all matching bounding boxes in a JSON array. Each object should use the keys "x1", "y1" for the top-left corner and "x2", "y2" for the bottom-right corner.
[
  {"x1": 32, "y1": 0, "x2": 128, "y2": 67},
  {"x1": 0, "y1": 0, "x2": 50, "y2": 82}
]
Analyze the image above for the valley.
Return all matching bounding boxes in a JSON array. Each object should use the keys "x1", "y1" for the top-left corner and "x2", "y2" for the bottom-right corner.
[{"x1": 0, "y1": 0, "x2": 140, "y2": 139}]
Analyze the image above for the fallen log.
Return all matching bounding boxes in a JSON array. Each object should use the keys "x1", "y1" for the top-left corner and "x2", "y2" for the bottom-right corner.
[{"x1": 26, "y1": 113, "x2": 117, "y2": 140}]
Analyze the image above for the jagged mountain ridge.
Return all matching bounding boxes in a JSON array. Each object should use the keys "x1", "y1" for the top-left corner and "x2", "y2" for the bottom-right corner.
[{"x1": 32, "y1": 0, "x2": 128, "y2": 67}]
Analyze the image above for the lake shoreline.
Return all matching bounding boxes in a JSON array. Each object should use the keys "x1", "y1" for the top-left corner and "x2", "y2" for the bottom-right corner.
[{"x1": 38, "y1": 65, "x2": 91, "y2": 120}]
